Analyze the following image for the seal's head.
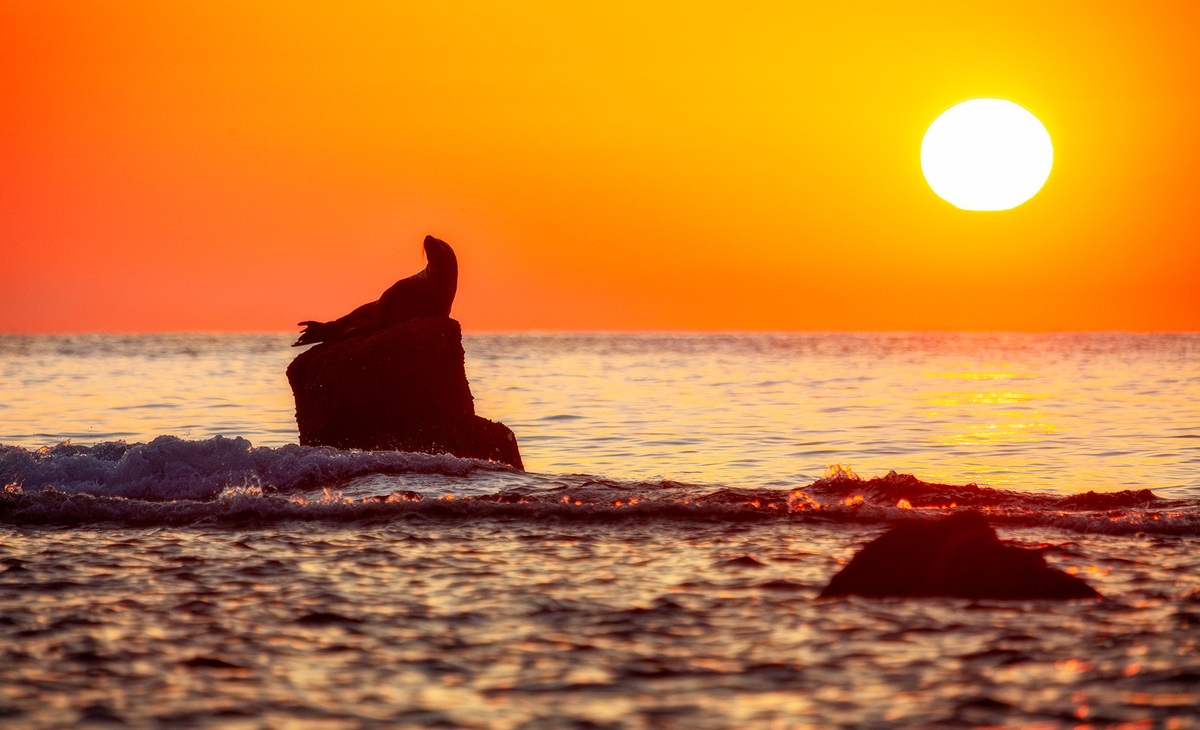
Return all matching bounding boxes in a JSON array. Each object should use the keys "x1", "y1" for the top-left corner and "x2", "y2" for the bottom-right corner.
[
  {"x1": 421, "y1": 235, "x2": 458, "y2": 309},
  {"x1": 423, "y1": 235, "x2": 457, "y2": 272}
]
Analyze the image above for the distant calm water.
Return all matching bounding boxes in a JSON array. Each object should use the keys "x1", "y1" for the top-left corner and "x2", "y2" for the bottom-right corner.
[
  {"x1": 2, "y1": 332, "x2": 1198, "y2": 496},
  {"x1": 1, "y1": 332, "x2": 1198, "y2": 728}
]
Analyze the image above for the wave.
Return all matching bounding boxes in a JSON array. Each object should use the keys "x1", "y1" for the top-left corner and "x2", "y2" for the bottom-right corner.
[
  {"x1": 1, "y1": 439, "x2": 1196, "y2": 534},
  {"x1": 0, "y1": 435, "x2": 515, "y2": 501}
]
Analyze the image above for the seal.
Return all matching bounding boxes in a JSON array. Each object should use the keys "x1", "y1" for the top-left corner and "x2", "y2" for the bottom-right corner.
[{"x1": 294, "y1": 235, "x2": 458, "y2": 346}]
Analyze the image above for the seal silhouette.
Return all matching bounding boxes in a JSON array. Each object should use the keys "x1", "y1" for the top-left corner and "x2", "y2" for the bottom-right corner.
[{"x1": 294, "y1": 235, "x2": 458, "y2": 346}]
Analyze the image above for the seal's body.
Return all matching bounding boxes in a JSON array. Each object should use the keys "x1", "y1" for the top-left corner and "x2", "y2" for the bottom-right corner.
[{"x1": 294, "y1": 235, "x2": 458, "y2": 346}]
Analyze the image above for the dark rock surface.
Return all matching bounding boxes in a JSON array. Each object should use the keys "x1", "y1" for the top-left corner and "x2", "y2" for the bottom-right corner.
[
  {"x1": 819, "y1": 511, "x2": 1100, "y2": 600},
  {"x1": 287, "y1": 316, "x2": 522, "y2": 469}
]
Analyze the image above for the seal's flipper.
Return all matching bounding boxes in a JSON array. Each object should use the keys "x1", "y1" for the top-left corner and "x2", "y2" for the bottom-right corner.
[{"x1": 294, "y1": 320, "x2": 331, "y2": 347}]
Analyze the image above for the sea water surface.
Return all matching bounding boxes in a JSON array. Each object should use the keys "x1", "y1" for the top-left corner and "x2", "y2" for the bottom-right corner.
[{"x1": 1, "y1": 332, "x2": 1198, "y2": 728}]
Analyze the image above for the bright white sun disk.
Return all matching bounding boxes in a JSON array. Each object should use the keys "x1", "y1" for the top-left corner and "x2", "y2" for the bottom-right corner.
[{"x1": 921, "y1": 99, "x2": 1053, "y2": 211}]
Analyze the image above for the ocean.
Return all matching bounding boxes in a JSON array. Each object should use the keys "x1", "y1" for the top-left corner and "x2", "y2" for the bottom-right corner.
[{"x1": 1, "y1": 332, "x2": 1198, "y2": 728}]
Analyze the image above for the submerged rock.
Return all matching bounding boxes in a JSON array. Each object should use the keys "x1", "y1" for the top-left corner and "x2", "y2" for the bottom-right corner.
[
  {"x1": 287, "y1": 316, "x2": 522, "y2": 469},
  {"x1": 819, "y1": 511, "x2": 1099, "y2": 600}
]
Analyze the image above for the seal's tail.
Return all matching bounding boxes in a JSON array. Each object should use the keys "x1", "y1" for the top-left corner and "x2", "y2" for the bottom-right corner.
[{"x1": 293, "y1": 320, "x2": 330, "y2": 347}]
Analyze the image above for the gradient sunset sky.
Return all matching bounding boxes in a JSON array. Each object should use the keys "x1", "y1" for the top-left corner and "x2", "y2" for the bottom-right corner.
[{"x1": 3, "y1": 1, "x2": 1198, "y2": 332}]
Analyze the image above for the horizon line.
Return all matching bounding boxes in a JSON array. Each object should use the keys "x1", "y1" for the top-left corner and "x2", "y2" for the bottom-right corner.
[{"x1": 2, "y1": 327, "x2": 1198, "y2": 337}]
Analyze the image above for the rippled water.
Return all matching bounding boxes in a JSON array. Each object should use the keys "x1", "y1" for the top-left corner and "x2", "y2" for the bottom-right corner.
[
  {"x1": 1, "y1": 332, "x2": 1199, "y2": 728},
  {"x1": 4, "y1": 523, "x2": 1198, "y2": 729}
]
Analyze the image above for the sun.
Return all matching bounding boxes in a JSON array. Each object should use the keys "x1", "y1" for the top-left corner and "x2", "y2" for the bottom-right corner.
[{"x1": 921, "y1": 99, "x2": 1053, "y2": 211}]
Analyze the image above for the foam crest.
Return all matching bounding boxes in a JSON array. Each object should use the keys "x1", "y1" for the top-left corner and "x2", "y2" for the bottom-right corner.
[
  {"x1": 2, "y1": 441, "x2": 1195, "y2": 534},
  {"x1": 0, "y1": 436, "x2": 513, "y2": 501},
  {"x1": 2, "y1": 466, "x2": 1197, "y2": 535}
]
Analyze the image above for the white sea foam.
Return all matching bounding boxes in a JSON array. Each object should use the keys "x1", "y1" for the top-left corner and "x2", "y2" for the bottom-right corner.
[
  {"x1": 1, "y1": 441, "x2": 1196, "y2": 534},
  {"x1": 0, "y1": 436, "x2": 514, "y2": 501}
]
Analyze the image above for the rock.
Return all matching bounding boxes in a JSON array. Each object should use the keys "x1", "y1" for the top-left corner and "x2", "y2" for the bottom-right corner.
[
  {"x1": 287, "y1": 316, "x2": 523, "y2": 469},
  {"x1": 819, "y1": 511, "x2": 1099, "y2": 600},
  {"x1": 1056, "y1": 489, "x2": 1159, "y2": 509}
]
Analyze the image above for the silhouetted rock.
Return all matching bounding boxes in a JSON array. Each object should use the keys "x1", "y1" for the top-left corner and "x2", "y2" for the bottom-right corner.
[
  {"x1": 819, "y1": 511, "x2": 1099, "y2": 600},
  {"x1": 1056, "y1": 489, "x2": 1159, "y2": 509},
  {"x1": 287, "y1": 316, "x2": 523, "y2": 469}
]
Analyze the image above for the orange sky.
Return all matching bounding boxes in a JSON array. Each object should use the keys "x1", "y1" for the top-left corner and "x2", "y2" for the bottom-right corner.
[{"x1": 2, "y1": 1, "x2": 1198, "y2": 332}]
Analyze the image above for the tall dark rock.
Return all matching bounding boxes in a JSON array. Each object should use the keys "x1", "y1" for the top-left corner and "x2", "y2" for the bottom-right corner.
[{"x1": 287, "y1": 316, "x2": 522, "y2": 469}]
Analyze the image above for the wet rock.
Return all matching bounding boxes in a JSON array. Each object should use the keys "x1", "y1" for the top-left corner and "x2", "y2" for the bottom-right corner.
[
  {"x1": 1056, "y1": 489, "x2": 1159, "y2": 509},
  {"x1": 819, "y1": 511, "x2": 1100, "y2": 600},
  {"x1": 287, "y1": 317, "x2": 522, "y2": 469}
]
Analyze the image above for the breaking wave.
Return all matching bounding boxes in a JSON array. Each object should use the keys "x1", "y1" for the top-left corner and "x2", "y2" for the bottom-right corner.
[
  {"x1": 1, "y1": 438, "x2": 1196, "y2": 534},
  {"x1": 0, "y1": 435, "x2": 515, "y2": 501}
]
